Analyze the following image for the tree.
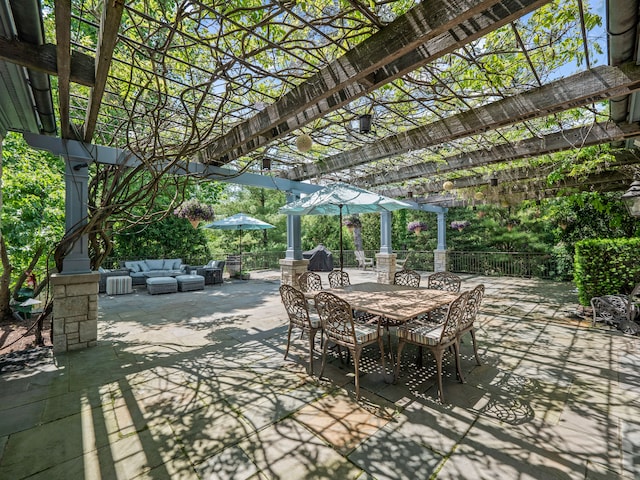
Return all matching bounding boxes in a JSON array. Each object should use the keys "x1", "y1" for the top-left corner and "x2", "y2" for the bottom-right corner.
[{"x1": 0, "y1": 133, "x2": 65, "y2": 321}]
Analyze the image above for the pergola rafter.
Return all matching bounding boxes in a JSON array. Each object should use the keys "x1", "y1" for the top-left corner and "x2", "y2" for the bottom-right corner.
[
  {"x1": 287, "y1": 63, "x2": 640, "y2": 181},
  {"x1": 356, "y1": 122, "x2": 640, "y2": 189},
  {"x1": 204, "y1": 0, "x2": 551, "y2": 164}
]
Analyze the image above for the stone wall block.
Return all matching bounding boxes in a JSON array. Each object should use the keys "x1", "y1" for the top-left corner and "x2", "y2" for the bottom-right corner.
[
  {"x1": 65, "y1": 322, "x2": 79, "y2": 333},
  {"x1": 79, "y1": 320, "x2": 97, "y2": 343},
  {"x1": 51, "y1": 272, "x2": 99, "y2": 353}
]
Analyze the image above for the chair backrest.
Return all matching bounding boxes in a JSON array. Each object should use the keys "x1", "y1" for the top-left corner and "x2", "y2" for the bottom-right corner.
[
  {"x1": 590, "y1": 295, "x2": 630, "y2": 323},
  {"x1": 428, "y1": 271, "x2": 462, "y2": 292},
  {"x1": 298, "y1": 271, "x2": 323, "y2": 292},
  {"x1": 355, "y1": 251, "x2": 364, "y2": 263},
  {"x1": 394, "y1": 269, "x2": 421, "y2": 288},
  {"x1": 280, "y1": 284, "x2": 312, "y2": 330},
  {"x1": 314, "y1": 291, "x2": 357, "y2": 347},
  {"x1": 328, "y1": 270, "x2": 350, "y2": 288},
  {"x1": 461, "y1": 284, "x2": 485, "y2": 330},
  {"x1": 439, "y1": 291, "x2": 469, "y2": 343}
]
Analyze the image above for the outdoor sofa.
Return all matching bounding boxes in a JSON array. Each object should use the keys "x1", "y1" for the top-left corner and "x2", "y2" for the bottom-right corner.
[{"x1": 123, "y1": 259, "x2": 187, "y2": 286}]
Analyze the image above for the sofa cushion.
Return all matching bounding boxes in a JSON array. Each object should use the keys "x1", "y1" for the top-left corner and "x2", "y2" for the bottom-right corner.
[
  {"x1": 163, "y1": 258, "x2": 182, "y2": 270},
  {"x1": 138, "y1": 262, "x2": 150, "y2": 272},
  {"x1": 125, "y1": 261, "x2": 141, "y2": 273},
  {"x1": 146, "y1": 259, "x2": 164, "y2": 270}
]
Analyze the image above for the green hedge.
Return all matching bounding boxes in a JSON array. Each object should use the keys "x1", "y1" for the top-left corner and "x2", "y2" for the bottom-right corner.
[{"x1": 574, "y1": 238, "x2": 640, "y2": 305}]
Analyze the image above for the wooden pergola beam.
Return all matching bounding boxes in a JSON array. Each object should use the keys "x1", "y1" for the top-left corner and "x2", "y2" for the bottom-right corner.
[
  {"x1": 288, "y1": 62, "x2": 640, "y2": 181},
  {"x1": 0, "y1": 37, "x2": 95, "y2": 86},
  {"x1": 357, "y1": 122, "x2": 640, "y2": 188},
  {"x1": 83, "y1": 0, "x2": 125, "y2": 143},
  {"x1": 203, "y1": 0, "x2": 550, "y2": 164},
  {"x1": 382, "y1": 151, "x2": 640, "y2": 204},
  {"x1": 54, "y1": 0, "x2": 71, "y2": 139}
]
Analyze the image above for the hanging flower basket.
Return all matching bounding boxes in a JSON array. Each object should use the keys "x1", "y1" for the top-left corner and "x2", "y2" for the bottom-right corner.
[
  {"x1": 407, "y1": 221, "x2": 428, "y2": 234},
  {"x1": 174, "y1": 199, "x2": 215, "y2": 227},
  {"x1": 343, "y1": 215, "x2": 362, "y2": 231},
  {"x1": 450, "y1": 220, "x2": 470, "y2": 231}
]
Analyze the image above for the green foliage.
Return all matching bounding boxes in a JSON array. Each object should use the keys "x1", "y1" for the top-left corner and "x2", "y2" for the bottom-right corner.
[
  {"x1": 574, "y1": 238, "x2": 640, "y2": 305},
  {"x1": 207, "y1": 186, "x2": 287, "y2": 254},
  {"x1": 112, "y1": 215, "x2": 210, "y2": 264},
  {"x1": 1, "y1": 133, "x2": 65, "y2": 281}
]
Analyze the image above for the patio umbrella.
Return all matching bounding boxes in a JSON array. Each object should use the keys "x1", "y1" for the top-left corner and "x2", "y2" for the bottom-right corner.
[
  {"x1": 278, "y1": 182, "x2": 411, "y2": 271},
  {"x1": 204, "y1": 213, "x2": 275, "y2": 274}
]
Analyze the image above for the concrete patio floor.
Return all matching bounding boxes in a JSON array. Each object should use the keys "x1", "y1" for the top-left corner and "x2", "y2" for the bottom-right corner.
[{"x1": 1, "y1": 268, "x2": 639, "y2": 479}]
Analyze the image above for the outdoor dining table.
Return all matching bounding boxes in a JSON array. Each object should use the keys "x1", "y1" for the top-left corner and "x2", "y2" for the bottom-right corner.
[{"x1": 305, "y1": 282, "x2": 460, "y2": 323}]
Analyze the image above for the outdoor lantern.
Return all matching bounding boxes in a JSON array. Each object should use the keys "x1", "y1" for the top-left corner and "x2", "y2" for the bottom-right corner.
[
  {"x1": 407, "y1": 191, "x2": 413, "y2": 199},
  {"x1": 490, "y1": 173, "x2": 498, "y2": 187},
  {"x1": 443, "y1": 180, "x2": 454, "y2": 191},
  {"x1": 359, "y1": 114, "x2": 372, "y2": 133},
  {"x1": 262, "y1": 157, "x2": 272, "y2": 170},
  {"x1": 296, "y1": 133, "x2": 313, "y2": 152},
  {"x1": 622, "y1": 179, "x2": 640, "y2": 217}
]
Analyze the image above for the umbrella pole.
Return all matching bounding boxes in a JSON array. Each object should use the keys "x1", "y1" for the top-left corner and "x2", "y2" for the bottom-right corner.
[
  {"x1": 239, "y1": 229, "x2": 243, "y2": 277},
  {"x1": 339, "y1": 205, "x2": 344, "y2": 273}
]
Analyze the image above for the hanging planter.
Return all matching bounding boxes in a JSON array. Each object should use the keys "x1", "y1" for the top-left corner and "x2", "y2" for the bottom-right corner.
[
  {"x1": 343, "y1": 215, "x2": 362, "y2": 232},
  {"x1": 408, "y1": 221, "x2": 428, "y2": 234},
  {"x1": 450, "y1": 220, "x2": 470, "y2": 231},
  {"x1": 174, "y1": 199, "x2": 215, "y2": 228}
]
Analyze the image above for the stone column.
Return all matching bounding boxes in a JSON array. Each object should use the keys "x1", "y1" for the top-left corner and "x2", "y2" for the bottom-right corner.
[
  {"x1": 433, "y1": 250, "x2": 447, "y2": 272},
  {"x1": 279, "y1": 259, "x2": 309, "y2": 288},
  {"x1": 51, "y1": 272, "x2": 99, "y2": 352},
  {"x1": 434, "y1": 209, "x2": 448, "y2": 272},
  {"x1": 375, "y1": 253, "x2": 396, "y2": 284}
]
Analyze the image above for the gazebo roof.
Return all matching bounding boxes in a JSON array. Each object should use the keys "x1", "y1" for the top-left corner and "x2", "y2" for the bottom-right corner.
[{"x1": 1, "y1": 0, "x2": 639, "y2": 206}]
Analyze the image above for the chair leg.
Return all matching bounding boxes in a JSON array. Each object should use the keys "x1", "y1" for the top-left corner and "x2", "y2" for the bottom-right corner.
[
  {"x1": 470, "y1": 328, "x2": 481, "y2": 365},
  {"x1": 377, "y1": 336, "x2": 386, "y2": 371},
  {"x1": 394, "y1": 339, "x2": 406, "y2": 383},
  {"x1": 352, "y1": 347, "x2": 361, "y2": 399},
  {"x1": 434, "y1": 348, "x2": 445, "y2": 403},
  {"x1": 319, "y1": 339, "x2": 329, "y2": 379},
  {"x1": 454, "y1": 341, "x2": 465, "y2": 384},
  {"x1": 309, "y1": 329, "x2": 317, "y2": 375},
  {"x1": 284, "y1": 324, "x2": 293, "y2": 360}
]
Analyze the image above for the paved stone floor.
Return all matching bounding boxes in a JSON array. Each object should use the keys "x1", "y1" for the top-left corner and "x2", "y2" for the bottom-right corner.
[{"x1": 1, "y1": 269, "x2": 639, "y2": 479}]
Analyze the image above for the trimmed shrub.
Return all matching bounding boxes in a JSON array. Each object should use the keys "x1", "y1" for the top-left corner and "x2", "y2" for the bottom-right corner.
[{"x1": 574, "y1": 238, "x2": 640, "y2": 305}]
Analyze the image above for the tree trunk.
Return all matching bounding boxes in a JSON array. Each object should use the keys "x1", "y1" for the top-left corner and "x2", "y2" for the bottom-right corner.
[
  {"x1": 0, "y1": 233, "x2": 14, "y2": 321},
  {"x1": 353, "y1": 227, "x2": 363, "y2": 251}
]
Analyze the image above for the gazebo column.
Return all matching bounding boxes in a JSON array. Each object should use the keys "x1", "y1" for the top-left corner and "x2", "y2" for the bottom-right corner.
[
  {"x1": 280, "y1": 192, "x2": 308, "y2": 287},
  {"x1": 376, "y1": 211, "x2": 395, "y2": 284},
  {"x1": 22, "y1": 134, "x2": 98, "y2": 352},
  {"x1": 52, "y1": 157, "x2": 98, "y2": 352},
  {"x1": 434, "y1": 209, "x2": 448, "y2": 272}
]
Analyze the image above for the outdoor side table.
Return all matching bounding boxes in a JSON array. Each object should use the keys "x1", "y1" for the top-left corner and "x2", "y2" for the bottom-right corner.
[
  {"x1": 196, "y1": 267, "x2": 222, "y2": 285},
  {"x1": 106, "y1": 276, "x2": 133, "y2": 295}
]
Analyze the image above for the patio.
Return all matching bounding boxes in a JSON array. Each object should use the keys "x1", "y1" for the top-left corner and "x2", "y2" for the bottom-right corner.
[{"x1": 0, "y1": 269, "x2": 639, "y2": 479}]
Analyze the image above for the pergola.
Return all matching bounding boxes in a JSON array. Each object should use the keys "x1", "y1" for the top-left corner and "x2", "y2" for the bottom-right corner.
[
  {"x1": 2, "y1": 0, "x2": 639, "y2": 203},
  {"x1": 1, "y1": 1, "x2": 640, "y2": 350}
]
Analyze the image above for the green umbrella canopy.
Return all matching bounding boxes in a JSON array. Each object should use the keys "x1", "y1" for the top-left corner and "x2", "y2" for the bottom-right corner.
[
  {"x1": 279, "y1": 183, "x2": 411, "y2": 271},
  {"x1": 278, "y1": 182, "x2": 411, "y2": 216},
  {"x1": 205, "y1": 214, "x2": 275, "y2": 275},
  {"x1": 204, "y1": 213, "x2": 275, "y2": 230}
]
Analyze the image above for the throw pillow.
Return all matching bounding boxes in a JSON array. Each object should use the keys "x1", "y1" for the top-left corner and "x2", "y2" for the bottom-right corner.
[
  {"x1": 124, "y1": 261, "x2": 141, "y2": 273},
  {"x1": 138, "y1": 262, "x2": 150, "y2": 272}
]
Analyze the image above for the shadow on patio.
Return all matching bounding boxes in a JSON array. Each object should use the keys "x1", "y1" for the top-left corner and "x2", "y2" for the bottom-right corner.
[{"x1": 0, "y1": 270, "x2": 638, "y2": 479}]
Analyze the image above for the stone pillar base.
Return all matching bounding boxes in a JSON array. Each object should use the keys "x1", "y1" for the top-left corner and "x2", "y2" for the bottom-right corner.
[
  {"x1": 51, "y1": 272, "x2": 99, "y2": 353},
  {"x1": 434, "y1": 249, "x2": 447, "y2": 272},
  {"x1": 375, "y1": 253, "x2": 396, "y2": 284},
  {"x1": 279, "y1": 259, "x2": 310, "y2": 289}
]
